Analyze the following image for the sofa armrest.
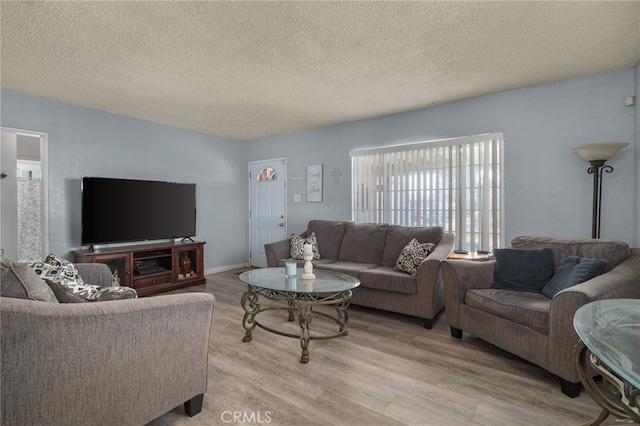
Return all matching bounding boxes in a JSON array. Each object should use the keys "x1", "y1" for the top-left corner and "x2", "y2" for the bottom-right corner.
[
  {"x1": 442, "y1": 259, "x2": 496, "y2": 300},
  {"x1": 1, "y1": 292, "x2": 215, "y2": 426},
  {"x1": 407, "y1": 233, "x2": 455, "y2": 321},
  {"x1": 265, "y1": 238, "x2": 291, "y2": 267},
  {"x1": 547, "y1": 249, "x2": 640, "y2": 382},
  {"x1": 441, "y1": 259, "x2": 496, "y2": 327},
  {"x1": 76, "y1": 263, "x2": 114, "y2": 287},
  {"x1": 416, "y1": 232, "x2": 455, "y2": 277},
  {"x1": 425, "y1": 232, "x2": 455, "y2": 262}
]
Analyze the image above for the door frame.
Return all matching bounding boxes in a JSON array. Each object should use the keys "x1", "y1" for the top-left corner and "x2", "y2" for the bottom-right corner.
[
  {"x1": 248, "y1": 157, "x2": 287, "y2": 266},
  {"x1": 1, "y1": 126, "x2": 50, "y2": 258}
]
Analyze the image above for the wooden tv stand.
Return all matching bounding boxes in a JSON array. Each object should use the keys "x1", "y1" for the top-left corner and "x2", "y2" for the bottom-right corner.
[{"x1": 74, "y1": 241, "x2": 206, "y2": 296}]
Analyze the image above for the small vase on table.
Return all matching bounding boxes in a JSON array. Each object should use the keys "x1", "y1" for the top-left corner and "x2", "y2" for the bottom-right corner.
[{"x1": 181, "y1": 252, "x2": 191, "y2": 278}]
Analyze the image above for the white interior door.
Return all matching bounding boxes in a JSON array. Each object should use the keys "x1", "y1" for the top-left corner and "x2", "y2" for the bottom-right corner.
[
  {"x1": 249, "y1": 158, "x2": 286, "y2": 267},
  {"x1": 1, "y1": 128, "x2": 48, "y2": 262},
  {"x1": 0, "y1": 132, "x2": 19, "y2": 259}
]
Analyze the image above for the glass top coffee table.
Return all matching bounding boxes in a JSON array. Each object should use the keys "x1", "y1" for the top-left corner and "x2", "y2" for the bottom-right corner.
[
  {"x1": 573, "y1": 299, "x2": 640, "y2": 426},
  {"x1": 239, "y1": 267, "x2": 360, "y2": 363}
]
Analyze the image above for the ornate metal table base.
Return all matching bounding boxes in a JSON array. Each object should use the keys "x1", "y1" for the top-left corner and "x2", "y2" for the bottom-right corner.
[
  {"x1": 241, "y1": 285, "x2": 352, "y2": 363},
  {"x1": 574, "y1": 340, "x2": 640, "y2": 426}
]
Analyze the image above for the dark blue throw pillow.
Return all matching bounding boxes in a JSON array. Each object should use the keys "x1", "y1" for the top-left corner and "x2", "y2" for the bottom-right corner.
[
  {"x1": 491, "y1": 248, "x2": 555, "y2": 293},
  {"x1": 542, "y1": 255, "x2": 608, "y2": 298}
]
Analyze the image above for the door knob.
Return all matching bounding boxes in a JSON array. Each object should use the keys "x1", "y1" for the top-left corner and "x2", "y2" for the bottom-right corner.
[{"x1": 279, "y1": 223, "x2": 285, "y2": 227}]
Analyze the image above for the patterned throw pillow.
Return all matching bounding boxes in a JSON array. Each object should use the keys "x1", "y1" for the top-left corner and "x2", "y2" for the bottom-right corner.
[
  {"x1": 394, "y1": 238, "x2": 436, "y2": 276},
  {"x1": 90, "y1": 286, "x2": 137, "y2": 301},
  {"x1": 30, "y1": 254, "x2": 137, "y2": 302},
  {"x1": 290, "y1": 232, "x2": 321, "y2": 260},
  {"x1": 30, "y1": 254, "x2": 85, "y2": 287},
  {"x1": 47, "y1": 282, "x2": 89, "y2": 303},
  {"x1": 47, "y1": 281, "x2": 137, "y2": 302}
]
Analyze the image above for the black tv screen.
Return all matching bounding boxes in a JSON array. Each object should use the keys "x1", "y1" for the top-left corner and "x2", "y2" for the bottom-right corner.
[{"x1": 81, "y1": 177, "x2": 196, "y2": 245}]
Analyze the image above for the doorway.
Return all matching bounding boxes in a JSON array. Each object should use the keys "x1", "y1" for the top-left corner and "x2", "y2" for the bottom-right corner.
[
  {"x1": 249, "y1": 158, "x2": 287, "y2": 267},
  {"x1": 0, "y1": 127, "x2": 49, "y2": 261}
]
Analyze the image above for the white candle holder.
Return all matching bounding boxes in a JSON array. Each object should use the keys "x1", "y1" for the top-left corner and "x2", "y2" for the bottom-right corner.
[{"x1": 301, "y1": 253, "x2": 316, "y2": 280}]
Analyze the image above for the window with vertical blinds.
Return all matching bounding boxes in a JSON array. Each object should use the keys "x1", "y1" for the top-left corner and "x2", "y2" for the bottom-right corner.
[{"x1": 350, "y1": 133, "x2": 504, "y2": 251}]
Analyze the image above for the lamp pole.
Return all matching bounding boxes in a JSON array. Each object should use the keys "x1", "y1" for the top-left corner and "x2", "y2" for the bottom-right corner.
[
  {"x1": 571, "y1": 142, "x2": 628, "y2": 240},
  {"x1": 587, "y1": 160, "x2": 613, "y2": 239}
]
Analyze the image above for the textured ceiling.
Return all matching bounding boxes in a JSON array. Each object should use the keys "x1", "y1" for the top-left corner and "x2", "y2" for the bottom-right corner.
[{"x1": 1, "y1": 1, "x2": 639, "y2": 141}]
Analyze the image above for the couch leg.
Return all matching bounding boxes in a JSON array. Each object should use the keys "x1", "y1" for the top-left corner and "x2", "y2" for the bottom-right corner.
[
  {"x1": 184, "y1": 394, "x2": 204, "y2": 417},
  {"x1": 559, "y1": 379, "x2": 581, "y2": 398},
  {"x1": 422, "y1": 318, "x2": 434, "y2": 329},
  {"x1": 450, "y1": 326, "x2": 463, "y2": 338}
]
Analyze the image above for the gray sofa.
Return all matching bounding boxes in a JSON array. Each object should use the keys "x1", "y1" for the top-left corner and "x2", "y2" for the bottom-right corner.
[
  {"x1": 265, "y1": 220, "x2": 455, "y2": 328},
  {"x1": 1, "y1": 257, "x2": 215, "y2": 425},
  {"x1": 442, "y1": 236, "x2": 640, "y2": 397}
]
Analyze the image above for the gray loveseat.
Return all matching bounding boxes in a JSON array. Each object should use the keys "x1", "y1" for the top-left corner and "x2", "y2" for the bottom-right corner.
[
  {"x1": 265, "y1": 220, "x2": 455, "y2": 328},
  {"x1": 1, "y1": 257, "x2": 215, "y2": 425},
  {"x1": 442, "y1": 236, "x2": 640, "y2": 397}
]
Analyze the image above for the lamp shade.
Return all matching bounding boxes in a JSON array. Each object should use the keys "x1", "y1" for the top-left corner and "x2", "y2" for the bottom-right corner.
[{"x1": 570, "y1": 142, "x2": 629, "y2": 162}]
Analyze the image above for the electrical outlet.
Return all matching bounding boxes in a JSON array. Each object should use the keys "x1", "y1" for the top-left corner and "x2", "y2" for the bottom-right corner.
[{"x1": 294, "y1": 194, "x2": 301, "y2": 202}]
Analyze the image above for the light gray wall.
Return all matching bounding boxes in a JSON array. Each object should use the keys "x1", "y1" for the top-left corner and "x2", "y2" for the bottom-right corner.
[
  {"x1": 0, "y1": 90, "x2": 247, "y2": 269},
  {"x1": 247, "y1": 68, "x2": 637, "y2": 245}
]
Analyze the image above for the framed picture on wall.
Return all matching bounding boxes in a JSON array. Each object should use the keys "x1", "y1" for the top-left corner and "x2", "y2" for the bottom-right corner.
[{"x1": 306, "y1": 164, "x2": 323, "y2": 202}]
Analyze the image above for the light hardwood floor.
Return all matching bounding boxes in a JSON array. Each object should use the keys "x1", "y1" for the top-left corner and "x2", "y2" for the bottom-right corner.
[{"x1": 147, "y1": 269, "x2": 614, "y2": 426}]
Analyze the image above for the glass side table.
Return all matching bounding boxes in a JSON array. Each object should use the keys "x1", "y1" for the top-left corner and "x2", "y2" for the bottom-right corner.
[{"x1": 573, "y1": 299, "x2": 640, "y2": 426}]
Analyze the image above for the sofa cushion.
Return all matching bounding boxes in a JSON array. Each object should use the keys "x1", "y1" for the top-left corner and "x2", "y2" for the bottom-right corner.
[
  {"x1": 393, "y1": 238, "x2": 436, "y2": 276},
  {"x1": 510, "y1": 236, "x2": 630, "y2": 271},
  {"x1": 465, "y1": 288, "x2": 551, "y2": 334},
  {"x1": 542, "y1": 255, "x2": 608, "y2": 298},
  {"x1": 358, "y1": 266, "x2": 417, "y2": 295},
  {"x1": 382, "y1": 225, "x2": 443, "y2": 266},
  {"x1": 290, "y1": 232, "x2": 321, "y2": 260},
  {"x1": 338, "y1": 222, "x2": 389, "y2": 264},
  {"x1": 0, "y1": 256, "x2": 58, "y2": 303},
  {"x1": 305, "y1": 220, "x2": 348, "y2": 260},
  {"x1": 315, "y1": 261, "x2": 378, "y2": 279},
  {"x1": 491, "y1": 248, "x2": 554, "y2": 293}
]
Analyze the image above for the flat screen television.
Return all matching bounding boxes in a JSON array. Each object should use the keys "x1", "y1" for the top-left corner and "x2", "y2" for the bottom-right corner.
[{"x1": 81, "y1": 177, "x2": 196, "y2": 246}]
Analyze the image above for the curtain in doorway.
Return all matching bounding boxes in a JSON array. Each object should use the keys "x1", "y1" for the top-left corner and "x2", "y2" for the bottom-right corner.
[{"x1": 17, "y1": 177, "x2": 42, "y2": 261}]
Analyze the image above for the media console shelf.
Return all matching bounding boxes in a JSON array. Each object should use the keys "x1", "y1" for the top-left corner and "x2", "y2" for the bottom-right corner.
[{"x1": 74, "y1": 241, "x2": 205, "y2": 296}]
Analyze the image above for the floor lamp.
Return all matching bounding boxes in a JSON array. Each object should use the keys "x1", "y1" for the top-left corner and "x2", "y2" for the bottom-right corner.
[{"x1": 570, "y1": 142, "x2": 629, "y2": 239}]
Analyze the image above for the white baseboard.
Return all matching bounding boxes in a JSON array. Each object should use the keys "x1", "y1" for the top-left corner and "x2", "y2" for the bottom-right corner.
[{"x1": 204, "y1": 262, "x2": 250, "y2": 276}]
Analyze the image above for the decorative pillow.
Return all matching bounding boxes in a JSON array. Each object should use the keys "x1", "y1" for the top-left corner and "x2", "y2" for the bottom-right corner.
[
  {"x1": 47, "y1": 281, "x2": 88, "y2": 303},
  {"x1": 47, "y1": 280, "x2": 137, "y2": 302},
  {"x1": 0, "y1": 255, "x2": 58, "y2": 303},
  {"x1": 290, "y1": 232, "x2": 321, "y2": 260},
  {"x1": 31, "y1": 254, "x2": 137, "y2": 302},
  {"x1": 491, "y1": 248, "x2": 555, "y2": 293},
  {"x1": 393, "y1": 238, "x2": 436, "y2": 276},
  {"x1": 30, "y1": 254, "x2": 85, "y2": 287},
  {"x1": 542, "y1": 255, "x2": 608, "y2": 298},
  {"x1": 90, "y1": 286, "x2": 137, "y2": 301}
]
